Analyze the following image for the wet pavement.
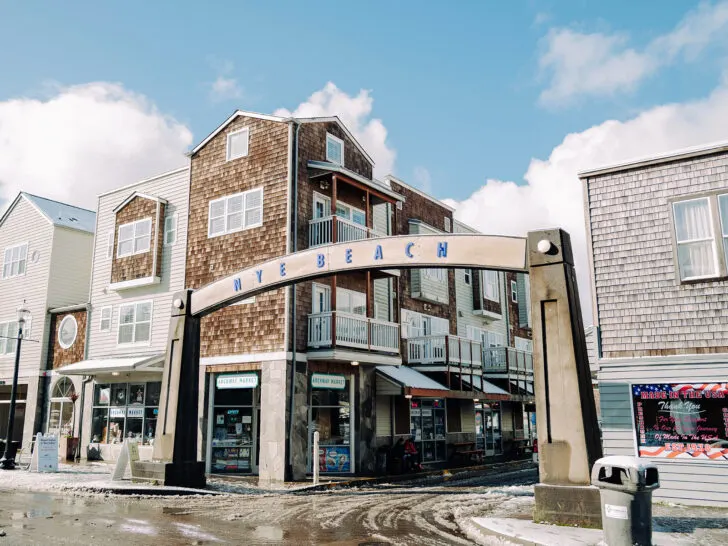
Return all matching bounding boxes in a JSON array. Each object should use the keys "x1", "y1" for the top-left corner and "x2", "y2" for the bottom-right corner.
[{"x1": 0, "y1": 467, "x2": 538, "y2": 545}]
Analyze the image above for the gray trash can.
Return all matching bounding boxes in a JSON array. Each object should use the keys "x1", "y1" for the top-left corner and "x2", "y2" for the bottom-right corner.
[{"x1": 591, "y1": 456, "x2": 660, "y2": 546}]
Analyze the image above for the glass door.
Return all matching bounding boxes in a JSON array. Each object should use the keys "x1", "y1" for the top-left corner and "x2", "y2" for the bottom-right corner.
[
  {"x1": 210, "y1": 382, "x2": 258, "y2": 474},
  {"x1": 410, "y1": 399, "x2": 447, "y2": 463}
]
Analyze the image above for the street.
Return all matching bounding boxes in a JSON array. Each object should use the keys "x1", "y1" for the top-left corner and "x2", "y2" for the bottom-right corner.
[{"x1": 1, "y1": 467, "x2": 538, "y2": 545}]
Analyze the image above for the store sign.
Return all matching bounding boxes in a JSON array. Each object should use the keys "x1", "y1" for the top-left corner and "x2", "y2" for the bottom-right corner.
[
  {"x1": 127, "y1": 407, "x2": 144, "y2": 418},
  {"x1": 632, "y1": 383, "x2": 728, "y2": 461},
  {"x1": 110, "y1": 407, "x2": 125, "y2": 418},
  {"x1": 190, "y1": 234, "x2": 527, "y2": 316},
  {"x1": 216, "y1": 373, "x2": 259, "y2": 390},
  {"x1": 311, "y1": 373, "x2": 346, "y2": 390},
  {"x1": 319, "y1": 446, "x2": 350, "y2": 472}
]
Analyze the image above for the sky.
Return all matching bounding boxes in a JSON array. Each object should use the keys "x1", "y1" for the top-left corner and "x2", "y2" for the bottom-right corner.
[{"x1": 2, "y1": 1, "x2": 728, "y2": 322}]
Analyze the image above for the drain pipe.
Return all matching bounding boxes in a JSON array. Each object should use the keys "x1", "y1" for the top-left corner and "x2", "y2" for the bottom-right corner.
[
  {"x1": 286, "y1": 120, "x2": 301, "y2": 479},
  {"x1": 74, "y1": 375, "x2": 93, "y2": 461}
]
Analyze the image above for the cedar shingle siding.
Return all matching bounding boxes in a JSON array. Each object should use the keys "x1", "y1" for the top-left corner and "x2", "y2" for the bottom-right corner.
[
  {"x1": 187, "y1": 115, "x2": 290, "y2": 357},
  {"x1": 586, "y1": 151, "x2": 728, "y2": 358},
  {"x1": 48, "y1": 310, "x2": 87, "y2": 370},
  {"x1": 111, "y1": 197, "x2": 164, "y2": 283}
]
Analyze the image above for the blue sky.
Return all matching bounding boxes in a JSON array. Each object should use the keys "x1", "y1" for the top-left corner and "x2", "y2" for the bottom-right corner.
[
  {"x1": 3, "y1": 1, "x2": 728, "y2": 321},
  {"x1": 2, "y1": 1, "x2": 724, "y2": 201}
]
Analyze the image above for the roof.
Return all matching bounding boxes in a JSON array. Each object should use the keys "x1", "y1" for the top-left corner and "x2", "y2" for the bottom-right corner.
[
  {"x1": 308, "y1": 161, "x2": 405, "y2": 202},
  {"x1": 0, "y1": 193, "x2": 96, "y2": 234},
  {"x1": 57, "y1": 353, "x2": 165, "y2": 375},
  {"x1": 384, "y1": 175, "x2": 455, "y2": 212},
  {"x1": 459, "y1": 375, "x2": 510, "y2": 396},
  {"x1": 578, "y1": 140, "x2": 728, "y2": 179},
  {"x1": 112, "y1": 191, "x2": 168, "y2": 213},
  {"x1": 188, "y1": 110, "x2": 375, "y2": 167},
  {"x1": 376, "y1": 365, "x2": 449, "y2": 391}
]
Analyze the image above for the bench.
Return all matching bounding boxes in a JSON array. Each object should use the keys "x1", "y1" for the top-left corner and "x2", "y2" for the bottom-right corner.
[{"x1": 450, "y1": 442, "x2": 484, "y2": 463}]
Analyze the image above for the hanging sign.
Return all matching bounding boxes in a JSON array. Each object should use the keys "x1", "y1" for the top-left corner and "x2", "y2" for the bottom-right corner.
[
  {"x1": 30, "y1": 433, "x2": 58, "y2": 472},
  {"x1": 311, "y1": 373, "x2": 346, "y2": 390},
  {"x1": 632, "y1": 383, "x2": 728, "y2": 461},
  {"x1": 111, "y1": 440, "x2": 142, "y2": 481},
  {"x1": 216, "y1": 373, "x2": 259, "y2": 390}
]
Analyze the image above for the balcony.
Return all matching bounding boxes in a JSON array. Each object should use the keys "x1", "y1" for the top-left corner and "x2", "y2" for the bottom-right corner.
[
  {"x1": 406, "y1": 335, "x2": 483, "y2": 367},
  {"x1": 307, "y1": 311, "x2": 400, "y2": 353},
  {"x1": 483, "y1": 347, "x2": 534, "y2": 376},
  {"x1": 309, "y1": 215, "x2": 384, "y2": 247}
]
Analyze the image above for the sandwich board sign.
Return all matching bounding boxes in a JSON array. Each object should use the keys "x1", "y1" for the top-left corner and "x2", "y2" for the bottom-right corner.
[
  {"x1": 111, "y1": 440, "x2": 141, "y2": 481},
  {"x1": 30, "y1": 433, "x2": 58, "y2": 472}
]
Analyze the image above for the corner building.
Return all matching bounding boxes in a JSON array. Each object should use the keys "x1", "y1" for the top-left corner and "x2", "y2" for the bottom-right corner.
[{"x1": 186, "y1": 111, "x2": 534, "y2": 482}]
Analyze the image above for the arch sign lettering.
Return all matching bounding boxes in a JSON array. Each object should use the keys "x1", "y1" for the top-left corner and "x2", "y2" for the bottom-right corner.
[{"x1": 191, "y1": 234, "x2": 528, "y2": 316}]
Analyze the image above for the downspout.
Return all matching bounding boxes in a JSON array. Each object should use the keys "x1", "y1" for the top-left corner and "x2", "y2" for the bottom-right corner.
[
  {"x1": 286, "y1": 120, "x2": 301, "y2": 478},
  {"x1": 75, "y1": 302, "x2": 93, "y2": 461}
]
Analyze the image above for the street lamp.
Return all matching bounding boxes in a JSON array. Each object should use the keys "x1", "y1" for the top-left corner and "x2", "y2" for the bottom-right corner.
[{"x1": 0, "y1": 303, "x2": 31, "y2": 470}]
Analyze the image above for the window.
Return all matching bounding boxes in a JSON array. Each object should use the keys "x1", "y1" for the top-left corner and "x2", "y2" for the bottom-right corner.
[
  {"x1": 444, "y1": 217, "x2": 451, "y2": 233},
  {"x1": 673, "y1": 197, "x2": 718, "y2": 280},
  {"x1": 58, "y1": 315, "x2": 78, "y2": 349},
  {"x1": 326, "y1": 133, "x2": 344, "y2": 165},
  {"x1": 312, "y1": 283, "x2": 331, "y2": 313},
  {"x1": 164, "y1": 214, "x2": 177, "y2": 245},
  {"x1": 335, "y1": 202, "x2": 366, "y2": 226},
  {"x1": 423, "y1": 268, "x2": 445, "y2": 282},
  {"x1": 720, "y1": 194, "x2": 728, "y2": 261},
  {"x1": 208, "y1": 188, "x2": 264, "y2": 237},
  {"x1": 117, "y1": 218, "x2": 152, "y2": 258},
  {"x1": 467, "y1": 325, "x2": 504, "y2": 348},
  {"x1": 226, "y1": 128, "x2": 249, "y2": 161},
  {"x1": 91, "y1": 381, "x2": 161, "y2": 445},
  {"x1": 464, "y1": 269, "x2": 471, "y2": 285},
  {"x1": 99, "y1": 306, "x2": 112, "y2": 332},
  {"x1": 117, "y1": 301, "x2": 152, "y2": 345},
  {"x1": 106, "y1": 231, "x2": 114, "y2": 259},
  {"x1": 483, "y1": 270, "x2": 499, "y2": 302},
  {"x1": 0, "y1": 321, "x2": 19, "y2": 355},
  {"x1": 511, "y1": 280, "x2": 518, "y2": 303},
  {"x1": 2, "y1": 243, "x2": 28, "y2": 279},
  {"x1": 336, "y1": 288, "x2": 366, "y2": 315},
  {"x1": 313, "y1": 193, "x2": 331, "y2": 219},
  {"x1": 47, "y1": 377, "x2": 76, "y2": 437}
]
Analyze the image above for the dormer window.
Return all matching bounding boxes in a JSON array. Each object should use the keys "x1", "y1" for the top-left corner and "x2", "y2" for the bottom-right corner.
[
  {"x1": 226, "y1": 128, "x2": 249, "y2": 161},
  {"x1": 326, "y1": 133, "x2": 344, "y2": 166},
  {"x1": 117, "y1": 218, "x2": 152, "y2": 258}
]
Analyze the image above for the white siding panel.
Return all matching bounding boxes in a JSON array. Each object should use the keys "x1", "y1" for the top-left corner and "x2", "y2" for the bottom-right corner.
[
  {"x1": 376, "y1": 395, "x2": 391, "y2": 437},
  {"x1": 376, "y1": 374, "x2": 402, "y2": 396},
  {"x1": 87, "y1": 167, "x2": 190, "y2": 359},
  {"x1": 0, "y1": 197, "x2": 55, "y2": 378},
  {"x1": 46, "y1": 227, "x2": 94, "y2": 308}
]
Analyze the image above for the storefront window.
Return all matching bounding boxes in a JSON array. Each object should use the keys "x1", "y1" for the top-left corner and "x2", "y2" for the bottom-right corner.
[
  {"x1": 310, "y1": 373, "x2": 353, "y2": 473},
  {"x1": 91, "y1": 381, "x2": 161, "y2": 445},
  {"x1": 410, "y1": 399, "x2": 446, "y2": 462},
  {"x1": 210, "y1": 372, "x2": 259, "y2": 474},
  {"x1": 47, "y1": 377, "x2": 76, "y2": 437}
]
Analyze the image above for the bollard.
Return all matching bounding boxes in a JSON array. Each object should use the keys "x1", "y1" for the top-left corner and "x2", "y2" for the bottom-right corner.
[{"x1": 313, "y1": 431, "x2": 320, "y2": 486}]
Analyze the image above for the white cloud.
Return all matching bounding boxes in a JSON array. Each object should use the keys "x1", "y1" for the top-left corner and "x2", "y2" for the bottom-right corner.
[
  {"x1": 539, "y1": 1, "x2": 728, "y2": 105},
  {"x1": 0, "y1": 82, "x2": 192, "y2": 210},
  {"x1": 446, "y1": 77, "x2": 728, "y2": 322},
  {"x1": 274, "y1": 82, "x2": 396, "y2": 179},
  {"x1": 207, "y1": 59, "x2": 243, "y2": 102}
]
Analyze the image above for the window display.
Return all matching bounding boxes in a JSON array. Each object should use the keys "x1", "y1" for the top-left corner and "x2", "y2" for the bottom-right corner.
[
  {"x1": 309, "y1": 373, "x2": 353, "y2": 473},
  {"x1": 91, "y1": 381, "x2": 161, "y2": 445},
  {"x1": 410, "y1": 399, "x2": 447, "y2": 462}
]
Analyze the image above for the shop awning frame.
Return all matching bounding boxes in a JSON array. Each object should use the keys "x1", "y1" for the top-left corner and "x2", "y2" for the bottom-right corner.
[
  {"x1": 458, "y1": 375, "x2": 511, "y2": 401},
  {"x1": 57, "y1": 353, "x2": 165, "y2": 375}
]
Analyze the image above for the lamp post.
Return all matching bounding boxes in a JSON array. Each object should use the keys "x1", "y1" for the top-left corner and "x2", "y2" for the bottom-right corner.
[{"x1": 0, "y1": 304, "x2": 30, "y2": 470}]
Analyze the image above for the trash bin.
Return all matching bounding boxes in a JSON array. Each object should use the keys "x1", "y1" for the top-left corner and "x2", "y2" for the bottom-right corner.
[{"x1": 591, "y1": 456, "x2": 660, "y2": 546}]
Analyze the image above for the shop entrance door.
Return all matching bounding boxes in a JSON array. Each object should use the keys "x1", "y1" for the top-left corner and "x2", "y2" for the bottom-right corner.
[
  {"x1": 410, "y1": 399, "x2": 446, "y2": 463},
  {"x1": 483, "y1": 403, "x2": 502, "y2": 456}
]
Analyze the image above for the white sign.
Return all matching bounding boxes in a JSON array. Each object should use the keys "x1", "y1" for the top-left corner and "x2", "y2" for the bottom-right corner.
[
  {"x1": 311, "y1": 373, "x2": 346, "y2": 390},
  {"x1": 127, "y1": 407, "x2": 144, "y2": 418},
  {"x1": 605, "y1": 504, "x2": 629, "y2": 520},
  {"x1": 30, "y1": 433, "x2": 58, "y2": 473},
  {"x1": 216, "y1": 373, "x2": 259, "y2": 389},
  {"x1": 112, "y1": 440, "x2": 142, "y2": 481},
  {"x1": 109, "y1": 407, "x2": 125, "y2": 418},
  {"x1": 190, "y1": 234, "x2": 528, "y2": 316}
]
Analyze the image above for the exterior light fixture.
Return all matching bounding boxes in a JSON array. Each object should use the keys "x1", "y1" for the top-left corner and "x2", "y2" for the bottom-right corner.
[
  {"x1": 351, "y1": 361, "x2": 359, "y2": 366},
  {"x1": 405, "y1": 394, "x2": 413, "y2": 399},
  {"x1": 473, "y1": 398, "x2": 480, "y2": 402},
  {"x1": 111, "y1": 372, "x2": 120, "y2": 376}
]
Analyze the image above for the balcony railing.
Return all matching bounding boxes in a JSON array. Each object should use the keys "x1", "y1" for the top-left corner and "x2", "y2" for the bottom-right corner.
[
  {"x1": 406, "y1": 335, "x2": 483, "y2": 367},
  {"x1": 309, "y1": 215, "x2": 384, "y2": 247},
  {"x1": 307, "y1": 311, "x2": 400, "y2": 353},
  {"x1": 483, "y1": 347, "x2": 534, "y2": 375}
]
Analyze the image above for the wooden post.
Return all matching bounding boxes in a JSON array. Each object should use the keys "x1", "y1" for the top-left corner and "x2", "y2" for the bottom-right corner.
[
  {"x1": 331, "y1": 277, "x2": 337, "y2": 347},
  {"x1": 366, "y1": 270, "x2": 372, "y2": 350},
  {"x1": 332, "y1": 175, "x2": 337, "y2": 245}
]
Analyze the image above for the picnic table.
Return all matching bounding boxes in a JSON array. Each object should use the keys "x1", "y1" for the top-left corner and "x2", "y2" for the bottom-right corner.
[{"x1": 450, "y1": 441, "x2": 484, "y2": 463}]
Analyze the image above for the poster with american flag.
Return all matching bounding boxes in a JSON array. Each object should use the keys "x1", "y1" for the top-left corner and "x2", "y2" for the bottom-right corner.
[{"x1": 632, "y1": 383, "x2": 728, "y2": 460}]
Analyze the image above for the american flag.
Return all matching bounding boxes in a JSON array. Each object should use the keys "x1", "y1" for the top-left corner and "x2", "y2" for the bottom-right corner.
[{"x1": 633, "y1": 384, "x2": 728, "y2": 396}]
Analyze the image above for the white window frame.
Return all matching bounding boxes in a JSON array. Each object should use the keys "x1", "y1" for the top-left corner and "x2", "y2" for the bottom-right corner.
[
  {"x1": 312, "y1": 283, "x2": 332, "y2": 313},
  {"x1": 444, "y1": 217, "x2": 451, "y2": 233},
  {"x1": 99, "y1": 306, "x2": 112, "y2": 332},
  {"x1": 117, "y1": 218, "x2": 152, "y2": 258},
  {"x1": 164, "y1": 213, "x2": 178, "y2": 246},
  {"x1": 672, "y1": 196, "x2": 720, "y2": 281},
  {"x1": 336, "y1": 287, "x2": 366, "y2": 316},
  {"x1": 326, "y1": 133, "x2": 344, "y2": 166},
  {"x1": 335, "y1": 201, "x2": 366, "y2": 226},
  {"x1": 208, "y1": 188, "x2": 264, "y2": 238},
  {"x1": 58, "y1": 315, "x2": 78, "y2": 349},
  {"x1": 106, "y1": 231, "x2": 114, "y2": 259},
  {"x1": 511, "y1": 280, "x2": 518, "y2": 303},
  {"x1": 423, "y1": 268, "x2": 446, "y2": 282},
  {"x1": 313, "y1": 192, "x2": 332, "y2": 219},
  {"x1": 0, "y1": 320, "x2": 19, "y2": 355},
  {"x1": 226, "y1": 128, "x2": 250, "y2": 161},
  {"x1": 117, "y1": 300, "x2": 153, "y2": 346},
  {"x1": 2, "y1": 242, "x2": 28, "y2": 279},
  {"x1": 483, "y1": 270, "x2": 500, "y2": 302},
  {"x1": 464, "y1": 269, "x2": 471, "y2": 285}
]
